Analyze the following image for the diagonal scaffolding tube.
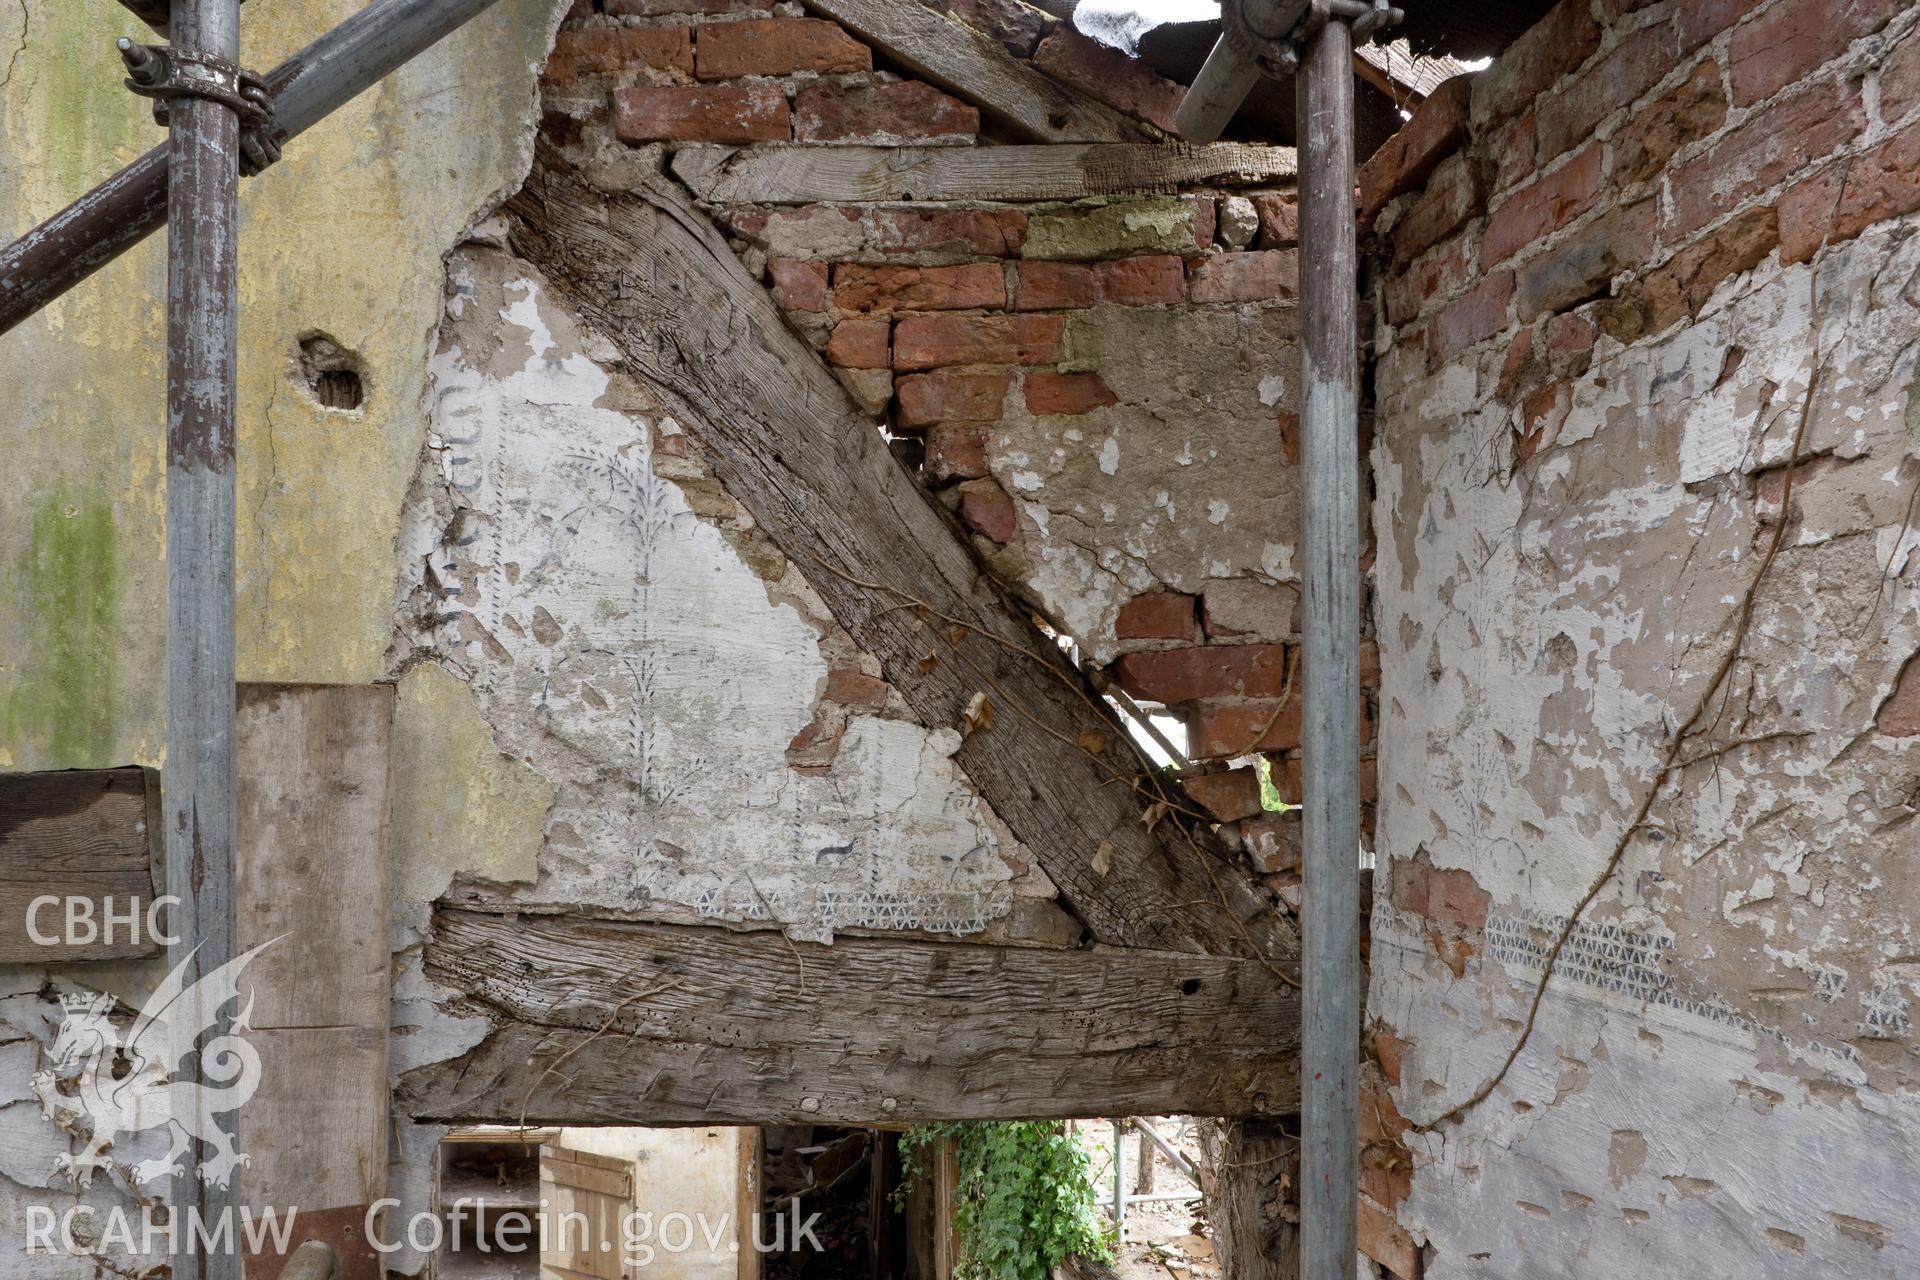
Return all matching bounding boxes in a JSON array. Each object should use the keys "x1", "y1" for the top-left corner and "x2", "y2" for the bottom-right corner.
[
  {"x1": 165, "y1": 0, "x2": 243, "y2": 1274},
  {"x1": 0, "y1": 0, "x2": 511, "y2": 336}
]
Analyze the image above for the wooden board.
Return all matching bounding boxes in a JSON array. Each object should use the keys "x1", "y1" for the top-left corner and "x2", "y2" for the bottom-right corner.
[
  {"x1": 541, "y1": 1145, "x2": 634, "y2": 1280},
  {"x1": 0, "y1": 767, "x2": 158, "y2": 963},
  {"x1": 505, "y1": 155, "x2": 1290, "y2": 961},
  {"x1": 233, "y1": 684, "x2": 395, "y2": 1280},
  {"x1": 798, "y1": 0, "x2": 1140, "y2": 143},
  {"x1": 396, "y1": 908, "x2": 1300, "y2": 1126},
  {"x1": 672, "y1": 141, "x2": 1297, "y2": 204}
]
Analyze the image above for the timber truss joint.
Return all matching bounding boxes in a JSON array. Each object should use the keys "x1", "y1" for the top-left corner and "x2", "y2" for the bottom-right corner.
[{"x1": 117, "y1": 35, "x2": 283, "y2": 174}]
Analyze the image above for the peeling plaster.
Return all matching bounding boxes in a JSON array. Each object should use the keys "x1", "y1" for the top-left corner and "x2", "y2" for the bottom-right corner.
[
  {"x1": 1372, "y1": 221, "x2": 1920, "y2": 1277},
  {"x1": 985, "y1": 304, "x2": 1303, "y2": 660},
  {"x1": 392, "y1": 248, "x2": 1014, "y2": 943}
]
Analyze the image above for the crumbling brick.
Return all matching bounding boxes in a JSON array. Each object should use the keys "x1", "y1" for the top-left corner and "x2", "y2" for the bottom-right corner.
[
  {"x1": 1777, "y1": 117, "x2": 1920, "y2": 265},
  {"x1": 795, "y1": 80, "x2": 979, "y2": 143},
  {"x1": 824, "y1": 666, "x2": 889, "y2": 710},
  {"x1": 871, "y1": 207, "x2": 1029, "y2": 257},
  {"x1": 608, "y1": 0, "x2": 771, "y2": 14},
  {"x1": 896, "y1": 369, "x2": 1013, "y2": 427},
  {"x1": 1357, "y1": 74, "x2": 1473, "y2": 219},
  {"x1": 614, "y1": 84, "x2": 789, "y2": 144},
  {"x1": 1394, "y1": 859, "x2": 1492, "y2": 929},
  {"x1": 826, "y1": 315, "x2": 891, "y2": 368},
  {"x1": 768, "y1": 258, "x2": 829, "y2": 312},
  {"x1": 1727, "y1": 0, "x2": 1898, "y2": 107},
  {"x1": 958, "y1": 479, "x2": 1017, "y2": 542},
  {"x1": 1023, "y1": 371, "x2": 1117, "y2": 416},
  {"x1": 1470, "y1": 0, "x2": 1602, "y2": 129},
  {"x1": 1514, "y1": 197, "x2": 1655, "y2": 321},
  {"x1": 1031, "y1": 27, "x2": 1185, "y2": 133},
  {"x1": 1610, "y1": 59, "x2": 1727, "y2": 189},
  {"x1": 1533, "y1": 20, "x2": 1682, "y2": 164},
  {"x1": 1426, "y1": 271, "x2": 1514, "y2": 364},
  {"x1": 1665, "y1": 75, "x2": 1864, "y2": 238},
  {"x1": 695, "y1": 18, "x2": 870, "y2": 79},
  {"x1": 893, "y1": 314, "x2": 1063, "y2": 369},
  {"x1": 1597, "y1": 204, "x2": 1778, "y2": 342},
  {"x1": 1242, "y1": 812, "x2": 1301, "y2": 873},
  {"x1": 1389, "y1": 155, "x2": 1488, "y2": 271},
  {"x1": 923, "y1": 422, "x2": 991, "y2": 486},
  {"x1": 1480, "y1": 142, "x2": 1603, "y2": 267},
  {"x1": 546, "y1": 26, "x2": 694, "y2": 84},
  {"x1": 1187, "y1": 250, "x2": 1299, "y2": 304},
  {"x1": 1115, "y1": 591, "x2": 1197, "y2": 641},
  {"x1": 1252, "y1": 195, "x2": 1298, "y2": 249},
  {"x1": 1116, "y1": 645, "x2": 1290, "y2": 704},
  {"x1": 834, "y1": 262, "x2": 1006, "y2": 312},
  {"x1": 1013, "y1": 256, "x2": 1185, "y2": 310},
  {"x1": 1183, "y1": 767, "x2": 1264, "y2": 823}
]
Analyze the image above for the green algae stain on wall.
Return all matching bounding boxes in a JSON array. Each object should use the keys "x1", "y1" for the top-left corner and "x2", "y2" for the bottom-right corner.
[{"x1": 5, "y1": 486, "x2": 119, "y2": 764}]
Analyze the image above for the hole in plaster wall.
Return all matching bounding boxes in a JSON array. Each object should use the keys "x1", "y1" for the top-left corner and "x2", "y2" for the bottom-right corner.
[{"x1": 295, "y1": 333, "x2": 367, "y2": 411}]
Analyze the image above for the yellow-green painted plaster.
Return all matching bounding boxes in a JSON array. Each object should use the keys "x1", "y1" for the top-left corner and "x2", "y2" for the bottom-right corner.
[
  {"x1": 390, "y1": 663, "x2": 549, "y2": 911},
  {"x1": 0, "y1": 0, "x2": 555, "y2": 770}
]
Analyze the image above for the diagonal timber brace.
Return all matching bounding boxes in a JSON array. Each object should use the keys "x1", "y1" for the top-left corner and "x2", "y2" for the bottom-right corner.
[{"x1": 504, "y1": 149, "x2": 1295, "y2": 962}]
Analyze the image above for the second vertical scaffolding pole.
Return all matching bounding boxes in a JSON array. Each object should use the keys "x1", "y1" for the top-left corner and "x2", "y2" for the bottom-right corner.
[
  {"x1": 165, "y1": 1, "x2": 243, "y2": 1276},
  {"x1": 1296, "y1": 14, "x2": 1361, "y2": 1280}
]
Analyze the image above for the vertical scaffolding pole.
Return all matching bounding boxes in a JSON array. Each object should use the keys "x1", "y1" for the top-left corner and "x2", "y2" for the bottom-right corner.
[
  {"x1": 165, "y1": 0, "x2": 242, "y2": 1274},
  {"x1": 1296, "y1": 15, "x2": 1360, "y2": 1280}
]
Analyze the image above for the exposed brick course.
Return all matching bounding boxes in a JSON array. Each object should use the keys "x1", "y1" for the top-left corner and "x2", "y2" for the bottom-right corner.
[
  {"x1": 1727, "y1": 0, "x2": 1898, "y2": 107},
  {"x1": 1480, "y1": 143, "x2": 1603, "y2": 266},
  {"x1": 1182, "y1": 767, "x2": 1264, "y2": 823},
  {"x1": 1014, "y1": 256, "x2": 1186, "y2": 310},
  {"x1": 896, "y1": 369, "x2": 1014, "y2": 427},
  {"x1": 1023, "y1": 371, "x2": 1117, "y2": 416},
  {"x1": 826, "y1": 315, "x2": 891, "y2": 368},
  {"x1": 1115, "y1": 591, "x2": 1197, "y2": 641},
  {"x1": 695, "y1": 18, "x2": 870, "y2": 79},
  {"x1": 1188, "y1": 250, "x2": 1299, "y2": 304},
  {"x1": 834, "y1": 262, "x2": 1006, "y2": 312},
  {"x1": 923, "y1": 422, "x2": 991, "y2": 486},
  {"x1": 768, "y1": 258, "x2": 829, "y2": 312},
  {"x1": 1031, "y1": 27, "x2": 1185, "y2": 133},
  {"x1": 614, "y1": 83, "x2": 789, "y2": 144},
  {"x1": 795, "y1": 80, "x2": 978, "y2": 143},
  {"x1": 893, "y1": 314, "x2": 1064, "y2": 369},
  {"x1": 1358, "y1": 75, "x2": 1474, "y2": 218},
  {"x1": 1777, "y1": 117, "x2": 1920, "y2": 265},
  {"x1": 546, "y1": 26, "x2": 694, "y2": 83},
  {"x1": 1536, "y1": 20, "x2": 1683, "y2": 163},
  {"x1": 1116, "y1": 645, "x2": 1290, "y2": 704},
  {"x1": 1665, "y1": 75, "x2": 1865, "y2": 238}
]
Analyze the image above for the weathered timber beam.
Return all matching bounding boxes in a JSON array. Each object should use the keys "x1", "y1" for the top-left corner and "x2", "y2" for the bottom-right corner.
[
  {"x1": 397, "y1": 909, "x2": 1301, "y2": 1125},
  {"x1": 671, "y1": 141, "x2": 1296, "y2": 204},
  {"x1": 0, "y1": 768, "x2": 159, "y2": 963},
  {"x1": 505, "y1": 152, "x2": 1286, "y2": 959},
  {"x1": 796, "y1": 0, "x2": 1139, "y2": 143}
]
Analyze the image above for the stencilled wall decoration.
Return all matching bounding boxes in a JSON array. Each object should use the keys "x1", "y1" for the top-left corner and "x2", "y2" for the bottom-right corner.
[{"x1": 394, "y1": 247, "x2": 1013, "y2": 942}]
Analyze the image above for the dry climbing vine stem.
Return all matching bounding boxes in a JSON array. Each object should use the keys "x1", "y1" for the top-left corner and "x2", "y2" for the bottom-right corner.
[{"x1": 1416, "y1": 222, "x2": 1843, "y2": 1135}]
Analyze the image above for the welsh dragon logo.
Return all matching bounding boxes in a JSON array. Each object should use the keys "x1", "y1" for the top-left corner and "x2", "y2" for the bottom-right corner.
[{"x1": 32, "y1": 938, "x2": 280, "y2": 1189}]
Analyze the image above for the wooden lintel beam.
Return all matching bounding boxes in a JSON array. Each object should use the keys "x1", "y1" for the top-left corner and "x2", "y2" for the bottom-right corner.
[
  {"x1": 505, "y1": 153, "x2": 1288, "y2": 960},
  {"x1": 671, "y1": 141, "x2": 1297, "y2": 204},
  {"x1": 797, "y1": 0, "x2": 1140, "y2": 143},
  {"x1": 397, "y1": 909, "x2": 1301, "y2": 1125}
]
